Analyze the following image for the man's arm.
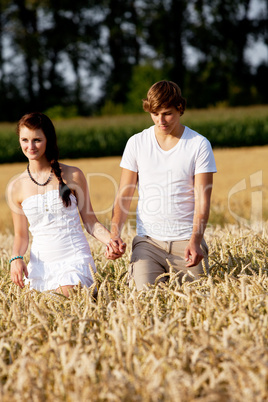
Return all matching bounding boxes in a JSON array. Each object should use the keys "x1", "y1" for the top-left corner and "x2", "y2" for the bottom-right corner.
[
  {"x1": 185, "y1": 172, "x2": 213, "y2": 267},
  {"x1": 110, "y1": 168, "x2": 138, "y2": 243}
]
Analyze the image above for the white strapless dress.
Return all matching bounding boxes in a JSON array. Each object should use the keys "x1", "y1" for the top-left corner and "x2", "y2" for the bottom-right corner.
[{"x1": 21, "y1": 190, "x2": 96, "y2": 291}]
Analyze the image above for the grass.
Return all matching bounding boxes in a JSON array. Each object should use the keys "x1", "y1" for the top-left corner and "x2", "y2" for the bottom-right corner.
[{"x1": 0, "y1": 226, "x2": 267, "y2": 401}]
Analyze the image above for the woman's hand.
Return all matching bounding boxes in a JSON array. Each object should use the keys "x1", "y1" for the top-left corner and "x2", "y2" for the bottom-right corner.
[{"x1": 10, "y1": 259, "x2": 28, "y2": 289}]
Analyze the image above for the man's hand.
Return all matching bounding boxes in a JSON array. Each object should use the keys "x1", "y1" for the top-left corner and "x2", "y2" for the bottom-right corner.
[{"x1": 184, "y1": 240, "x2": 204, "y2": 267}]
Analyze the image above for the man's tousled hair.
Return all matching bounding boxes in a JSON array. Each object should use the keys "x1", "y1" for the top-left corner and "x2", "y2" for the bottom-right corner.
[{"x1": 142, "y1": 80, "x2": 186, "y2": 116}]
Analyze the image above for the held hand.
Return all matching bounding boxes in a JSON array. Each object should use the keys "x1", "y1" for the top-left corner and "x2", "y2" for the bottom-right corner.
[
  {"x1": 105, "y1": 238, "x2": 126, "y2": 260},
  {"x1": 110, "y1": 237, "x2": 126, "y2": 254},
  {"x1": 10, "y1": 259, "x2": 28, "y2": 289},
  {"x1": 184, "y1": 241, "x2": 204, "y2": 267}
]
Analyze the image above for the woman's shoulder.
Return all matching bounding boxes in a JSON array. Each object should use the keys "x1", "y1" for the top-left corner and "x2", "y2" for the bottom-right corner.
[
  {"x1": 60, "y1": 163, "x2": 85, "y2": 182},
  {"x1": 7, "y1": 170, "x2": 28, "y2": 205},
  {"x1": 60, "y1": 162, "x2": 81, "y2": 173},
  {"x1": 8, "y1": 170, "x2": 28, "y2": 190}
]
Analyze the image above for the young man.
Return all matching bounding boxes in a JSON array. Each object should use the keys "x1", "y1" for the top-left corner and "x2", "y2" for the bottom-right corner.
[{"x1": 109, "y1": 80, "x2": 217, "y2": 290}]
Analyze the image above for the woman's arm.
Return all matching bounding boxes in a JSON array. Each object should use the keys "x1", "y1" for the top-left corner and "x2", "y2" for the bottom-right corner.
[
  {"x1": 111, "y1": 168, "x2": 138, "y2": 239},
  {"x1": 10, "y1": 211, "x2": 29, "y2": 288},
  {"x1": 7, "y1": 180, "x2": 29, "y2": 288},
  {"x1": 71, "y1": 167, "x2": 125, "y2": 259}
]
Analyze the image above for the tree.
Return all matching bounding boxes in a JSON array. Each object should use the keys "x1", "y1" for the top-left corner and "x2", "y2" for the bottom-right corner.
[
  {"x1": 185, "y1": 0, "x2": 263, "y2": 106},
  {"x1": 139, "y1": 0, "x2": 188, "y2": 89},
  {"x1": 0, "y1": 0, "x2": 267, "y2": 121},
  {"x1": 3, "y1": 0, "x2": 104, "y2": 118},
  {"x1": 125, "y1": 63, "x2": 164, "y2": 113},
  {"x1": 45, "y1": 0, "x2": 103, "y2": 113},
  {"x1": 100, "y1": 0, "x2": 141, "y2": 105}
]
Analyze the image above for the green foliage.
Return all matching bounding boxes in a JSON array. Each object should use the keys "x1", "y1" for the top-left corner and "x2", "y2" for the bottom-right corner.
[
  {"x1": 0, "y1": 128, "x2": 25, "y2": 164},
  {"x1": 0, "y1": 108, "x2": 267, "y2": 163},
  {"x1": 44, "y1": 105, "x2": 79, "y2": 119},
  {"x1": 125, "y1": 64, "x2": 165, "y2": 113},
  {"x1": 99, "y1": 101, "x2": 126, "y2": 116},
  {"x1": 100, "y1": 65, "x2": 165, "y2": 115},
  {"x1": 56, "y1": 125, "x2": 135, "y2": 159},
  {"x1": 190, "y1": 118, "x2": 268, "y2": 148}
]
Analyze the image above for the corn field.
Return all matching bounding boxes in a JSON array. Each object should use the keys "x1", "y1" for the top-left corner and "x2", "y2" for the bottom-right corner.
[
  {"x1": 1, "y1": 106, "x2": 268, "y2": 163},
  {"x1": 0, "y1": 225, "x2": 267, "y2": 401}
]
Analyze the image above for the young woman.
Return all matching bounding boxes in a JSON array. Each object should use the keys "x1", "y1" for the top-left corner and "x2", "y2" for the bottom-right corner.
[{"x1": 7, "y1": 112, "x2": 125, "y2": 296}]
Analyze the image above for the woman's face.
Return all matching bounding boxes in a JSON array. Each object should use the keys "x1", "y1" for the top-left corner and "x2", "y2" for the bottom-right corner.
[{"x1": 19, "y1": 126, "x2": 47, "y2": 162}]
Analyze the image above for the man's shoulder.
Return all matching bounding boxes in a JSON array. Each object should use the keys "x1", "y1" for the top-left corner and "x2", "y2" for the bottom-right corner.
[
  {"x1": 135, "y1": 125, "x2": 154, "y2": 138},
  {"x1": 184, "y1": 126, "x2": 211, "y2": 147},
  {"x1": 121, "y1": 126, "x2": 155, "y2": 169},
  {"x1": 184, "y1": 126, "x2": 205, "y2": 140},
  {"x1": 127, "y1": 126, "x2": 154, "y2": 146}
]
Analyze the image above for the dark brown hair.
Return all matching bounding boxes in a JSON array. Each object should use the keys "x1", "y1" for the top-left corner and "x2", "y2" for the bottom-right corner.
[
  {"x1": 17, "y1": 112, "x2": 72, "y2": 207},
  {"x1": 143, "y1": 80, "x2": 186, "y2": 116}
]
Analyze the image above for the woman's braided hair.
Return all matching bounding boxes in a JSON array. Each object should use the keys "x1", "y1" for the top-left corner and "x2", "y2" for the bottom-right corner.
[{"x1": 17, "y1": 112, "x2": 72, "y2": 207}]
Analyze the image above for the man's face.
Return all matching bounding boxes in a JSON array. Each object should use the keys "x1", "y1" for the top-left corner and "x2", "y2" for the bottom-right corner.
[{"x1": 150, "y1": 106, "x2": 181, "y2": 136}]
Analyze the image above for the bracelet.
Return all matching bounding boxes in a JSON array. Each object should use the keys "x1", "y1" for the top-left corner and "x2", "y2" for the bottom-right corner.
[{"x1": 9, "y1": 256, "x2": 23, "y2": 264}]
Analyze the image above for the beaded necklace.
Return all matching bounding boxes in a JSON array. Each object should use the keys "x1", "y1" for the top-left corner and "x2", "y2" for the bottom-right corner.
[{"x1": 27, "y1": 164, "x2": 53, "y2": 186}]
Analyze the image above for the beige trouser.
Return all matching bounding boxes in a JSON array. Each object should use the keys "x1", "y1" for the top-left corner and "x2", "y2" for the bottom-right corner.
[{"x1": 129, "y1": 235, "x2": 209, "y2": 291}]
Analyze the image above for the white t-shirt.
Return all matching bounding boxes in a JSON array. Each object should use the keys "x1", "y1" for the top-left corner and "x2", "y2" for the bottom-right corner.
[{"x1": 120, "y1": 125, "x2": 217, "y2": 241}]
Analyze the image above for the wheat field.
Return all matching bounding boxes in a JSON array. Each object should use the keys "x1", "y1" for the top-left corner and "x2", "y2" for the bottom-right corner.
[
  {"x1": 0, "y1": 226, "x2": 267, "y2": 401},
  {"x1": 0, "y1": 146, "x2": 268, "y2": 401}
]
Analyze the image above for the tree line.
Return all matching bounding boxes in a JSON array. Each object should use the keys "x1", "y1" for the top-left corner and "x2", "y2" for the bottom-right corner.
[{"x1": 0, "y1": 0, "x2": 267, "y2": 121}]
